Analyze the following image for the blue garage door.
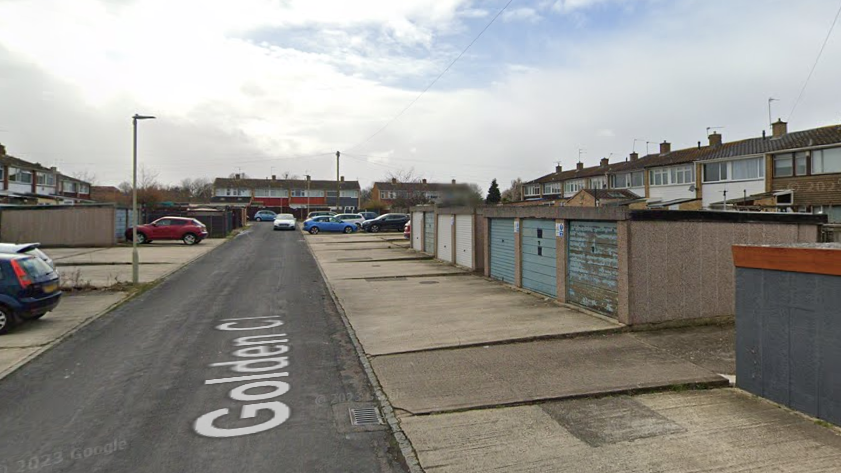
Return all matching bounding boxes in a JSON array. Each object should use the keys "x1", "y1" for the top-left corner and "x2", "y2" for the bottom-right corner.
[
  {"x1": 424, "y1": 212, "x2": 435, "y2": 255},
  {"x1": 568, "y1": 221, "x2": 618, "y2": 317},
  {"x1": 489, "y1": 219, "x2": 516, "y2": 284},
  {"x1": 522, "y1": 219, "x2": 557, "y2": 297}
]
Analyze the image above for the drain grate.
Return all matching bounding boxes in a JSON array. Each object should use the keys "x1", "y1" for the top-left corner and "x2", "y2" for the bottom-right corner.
[{"x1": 349, "y1": 407, "x2": 384, "y2": 426}]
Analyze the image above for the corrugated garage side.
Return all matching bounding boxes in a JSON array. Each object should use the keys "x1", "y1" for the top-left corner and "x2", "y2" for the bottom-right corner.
[
  {"x1": 521, "y1": 219, "x2": 557, "y2": 297},
  {"x1": 489, "y1": 218, "x2": 516, "y2": 284},
  {"x1": 455, "y1": 214, "x2": 474, "y2": 269},
  {"x1": 424, "y1": 212, "x2": 435, "y2": 255},
  {"x1": 437, "y1": 214, "x2": 454, "y2": 262},
  {"x1": 412, "y1": 211, "x2": 424, "y2": 251},
  {"x1": 568, "y1": 220, "x2": 618, "y2": 317}
]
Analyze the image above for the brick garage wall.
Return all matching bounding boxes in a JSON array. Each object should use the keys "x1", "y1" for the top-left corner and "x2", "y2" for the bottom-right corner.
[{"x1": 627, "y1": 220, "x2": 820, "y2": 324}]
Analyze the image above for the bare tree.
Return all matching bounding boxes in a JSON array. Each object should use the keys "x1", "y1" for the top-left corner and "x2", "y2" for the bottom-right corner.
[
  {"x1": 280, "y1": 171, "x2": 299, "y2": 180},
  {"x1": 502, "y1": 178, "x2": 524, "y2": 203},
  {"x1": 72, "y1": 170, "x2": 98, "y2": 186},
  {"x1": 386, "y1": 168, "x2": 421, "y2": 184},
  {"x1": 190, "y1": 177, "x2": 213, "y2": 202},
  {"x1": 117, "y1": 181, "x2": 132, "y2": 194}
]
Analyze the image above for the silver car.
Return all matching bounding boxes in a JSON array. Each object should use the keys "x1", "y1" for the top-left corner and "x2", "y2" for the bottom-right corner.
[
  {"x1": 0, "y1": 243, "x2": 55, "y2": 269},
  {"x1": 273, "y1": 213, "x2": 297, "y2": 231}
]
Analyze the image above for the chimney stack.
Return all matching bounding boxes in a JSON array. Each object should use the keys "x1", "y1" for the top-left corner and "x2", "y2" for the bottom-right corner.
[
  {"x1": 0, "y1": 143, "x2": 5, "y2": 155},
  {"x1": 555, "y1": 165, "x2": 562, "y2": 173},
  {"x1": 451, "y1": 179, "x2": 456, "y2": 185},
  {"x1": 629, "y1": 152, "x2": 639, "y2": 161},
  {"x1": 708, "y1": 132, "x2": 722, "y2": 147},
  {"x1": 772, "y1": 119, "x2": 788, "y2": 138},
  {"x1": 340, "y1": 176, "x2": 344, "y2": 182},
  {"x1": 271, "y1": 174, "x2": 276, "y2": 180},
  {"x1": 576, "y1": 162, "x2": 584, "y2": 171},
  {"x1": 235, "y1": 173, "x2": 241, "y2": 179},
  {"x1": 422, "y1": 178, "x2": 427, "y2": 184},
  {"x1": 600, "y1": 157, "x2": 609, "y2": 167},
  {"x1": 659, "y1": 141, "x2": 671, "y2": 155},
  {"x1": 391, "y1": 177, "x2": 397, "y2": 184}
]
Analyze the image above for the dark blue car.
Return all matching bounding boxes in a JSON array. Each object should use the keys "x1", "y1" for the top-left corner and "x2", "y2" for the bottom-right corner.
[{"x1": 0, "y1": 254, "x2": 61, "y2": 334}]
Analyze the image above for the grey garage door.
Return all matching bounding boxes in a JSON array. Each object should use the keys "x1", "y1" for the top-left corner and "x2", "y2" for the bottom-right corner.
[
  {"x1": 567, "y1": 221, "x2": 618, "y2": 317},
  {"x1": 424, "y1": 212, "x2": 435, "y2": 255},
  {"x1": 489, "y1": 218, "x2": 516, "y2": 284},
  {"x1": 522, "y1": 219, "x2": 557, "y2": 298}
]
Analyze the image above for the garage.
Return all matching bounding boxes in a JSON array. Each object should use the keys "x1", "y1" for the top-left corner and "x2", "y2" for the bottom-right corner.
[
  {"x1": 567, "y1": 221, "x2": 618, "y2": 317},
  {"x1": 521, "y1": 219, "x2": 557, "y2": 298},
  {"x1": 437, "y1": 214, "x2": 454, "y2": 262},
  {"x1": 489, "y1": 218, "x2": 516, "y2": 284},
  {"x1": 412, "y1": 211, "x2": 424, "y2": 251},
  {"x1": 455, "y1": 214, "x2": 474, "y2": 269},
  {"x1": 423, "y1": 212, "x2": 435, "y2": 255}
]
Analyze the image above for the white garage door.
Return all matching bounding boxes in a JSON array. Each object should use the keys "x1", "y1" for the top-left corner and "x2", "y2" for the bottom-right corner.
[
  {"x1": 437, "y1": 214, "x2": 454, "y2": 262},
  {"x1": 455, "y1": 215, "x2": 474, "y2": 269},
  {"x1": 412, "y1": 212, "x2": 424, "y2": 251}
]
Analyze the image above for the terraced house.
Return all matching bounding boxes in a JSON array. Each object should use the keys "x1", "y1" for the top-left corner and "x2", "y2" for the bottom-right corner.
[
  {"x1": 0, "y1": 142, "x2": 92, "y2": 204},
  {"x1": 371, "y1": 178, "x2": 472, "y2": 210},
  {"x1": 212, "y1": 174, "x2": 361, "y2": 212},
  {"x1": 518, "y1": 120, "x2": 841, "y2": 221}
]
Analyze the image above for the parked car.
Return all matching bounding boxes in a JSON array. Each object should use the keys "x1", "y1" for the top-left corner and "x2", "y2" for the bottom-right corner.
[
  {"x1": 125, "y1": 217, "x2": 208, "y2": 245},
  {"x1": 357, "y1": 211, "x2": 379, "y2": 221},
  {"x1": 307, "y1": 211, "x2": 335, "y2": 220},
  {"x1": 0, "y1": 254, "x2": 62, "y2": 334},
  {"x1": 253, "y1": 210, "x2": 277, "y2": 222},
  {"x1": 360, "y1": 213, "x2": 410, "y2": 233},
  {"x1": 273, "y1": 213, "x2": 297, "y2": 231},
  {"x1": 0, "y1": 243, "x2": 54, "y2": 269},
  {"x1": 303, "y1": 216, "x2": 358, "y2": 234},
  {"x1": 404, "y1": 221, "x2": 411, "y2": 239},
  {"x1": 335, "y1": 213, "x2": 366, "y2": 226}
]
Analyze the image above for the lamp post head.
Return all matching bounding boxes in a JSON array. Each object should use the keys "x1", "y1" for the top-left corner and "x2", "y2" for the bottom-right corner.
[{"x1": 133, "y1": 114, "x2": 156, "y2": 121}]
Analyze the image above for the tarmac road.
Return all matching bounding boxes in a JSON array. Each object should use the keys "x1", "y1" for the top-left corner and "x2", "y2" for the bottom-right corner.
[{"x1": 0, "y1": 224, "x2": 405, "y2": 473}]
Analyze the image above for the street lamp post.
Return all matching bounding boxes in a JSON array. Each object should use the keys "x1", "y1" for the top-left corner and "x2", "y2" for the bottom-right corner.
[{"x1": 132, "y1": 114, "x2": 156, "y2": 285}]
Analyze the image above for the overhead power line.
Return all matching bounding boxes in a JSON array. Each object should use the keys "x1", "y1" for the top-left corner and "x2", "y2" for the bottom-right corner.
[
  {"x1": 346, "y1": 0, "x2": 516, "y2": 152},
  {"x1": 789, "y1": 0, "x2": 841, "y2": 120}
]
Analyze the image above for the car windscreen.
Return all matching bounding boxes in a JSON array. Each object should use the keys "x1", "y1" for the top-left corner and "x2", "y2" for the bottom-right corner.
[
  {"x1": 17, "y1": 256, "x2": 55, "y2": 280},
  {"x1": 277, "y1": 214, "x2": 294, "y2": 219}
]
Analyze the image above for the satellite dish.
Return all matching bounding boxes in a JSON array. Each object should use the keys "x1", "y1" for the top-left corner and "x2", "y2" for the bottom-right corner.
[{"x1": 688, "y1": 185, "x2": 696, "y2": 192}]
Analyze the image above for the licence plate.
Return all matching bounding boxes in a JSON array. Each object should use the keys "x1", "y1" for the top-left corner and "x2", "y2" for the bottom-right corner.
[{"x1": 42, "y1": 282, "x2": 58, "y2": 293}]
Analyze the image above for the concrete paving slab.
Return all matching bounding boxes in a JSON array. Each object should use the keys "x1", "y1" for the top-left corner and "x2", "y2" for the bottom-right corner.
[
  {"x1": 320, "y1": 258, "x2": 466, "y2": 280},
  {"x1": 313, "y1": 247, "x2": 431, "y2": 264},
  {"x1": 401, "y1": 389, "x2": 841, "y2": 472},
  {"x1": 630, "y1": 323, "x2": 736, "y2": 375},
  {"x1": 372, "y1": 334, "x2": 726, "y2": 414},
  {"x1": 329, "y1": 275, "x2": 617, "y2": 355},
  {"x1": 53, "y1": 239, "x2": 225, "y2": 265},
  {"x1": 0, "y1": 348, "x2": 39, "y2": 372},
  {"x1": 0, "y1": 292, "x2": 127, "y2": 348},
  {"x1": 48, "y1": 248, "x2": 108, "y2": 260}
]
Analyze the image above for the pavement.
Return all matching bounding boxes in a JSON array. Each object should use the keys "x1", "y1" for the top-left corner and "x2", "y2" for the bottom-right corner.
[
  {"x1": 53, "y1": 239, "x2": 225, "y2": 288},
  {"x1": 306, "y1": 231, "x2": 841, "y2": 472},
  {"x1": 0, "y1": 224, "x2": 405, "y2": 472}
]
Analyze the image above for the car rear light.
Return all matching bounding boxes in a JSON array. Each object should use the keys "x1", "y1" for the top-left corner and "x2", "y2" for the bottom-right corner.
[{"x1": 10, "y1": 260, "x2": 33, "y2": 289}]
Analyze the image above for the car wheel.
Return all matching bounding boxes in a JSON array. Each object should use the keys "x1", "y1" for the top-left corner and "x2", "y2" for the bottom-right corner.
[
  {"x1": 183, "y1": 233, "x2": 198, "y2": 245},
  {"x1": 370, "y1": 225, "x2": 380, "y2": 233},
  {"x1": 136, "y1": 232, "x2": 147, "y2": 244},
  {"x1": 255, "y1": 217, "x2": 262, "y2": 222},
  {"x1": 0, "y1": 306, "x2": 15, "y2": 335},
  {"x1": 309, "y1": 227, "x2": 320, "y2": 235},
  {"x1": 343, "y1": 226, "x2": 353, "y2": 234}
]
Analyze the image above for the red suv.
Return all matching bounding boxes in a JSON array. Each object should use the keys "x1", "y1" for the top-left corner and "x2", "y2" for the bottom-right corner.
[{"x1": 125, "y1": 217, "x2": 208, "y2": 245}]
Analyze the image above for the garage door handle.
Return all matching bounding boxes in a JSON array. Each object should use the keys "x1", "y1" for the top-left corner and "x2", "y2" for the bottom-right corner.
[{"x1": 592, "y1": 244, "x2": 596, "y2": 253}]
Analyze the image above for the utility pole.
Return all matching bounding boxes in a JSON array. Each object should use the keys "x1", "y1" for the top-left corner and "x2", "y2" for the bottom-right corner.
[{"x1": 336, "y1": 151, "x2": 341, "y2": 213}]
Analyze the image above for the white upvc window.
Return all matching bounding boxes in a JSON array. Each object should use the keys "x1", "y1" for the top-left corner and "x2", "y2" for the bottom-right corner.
[
  {"x1": 225, "y1": 188, "x2": 250, "y2": 196},
  {"x1": 812, "y1": 147, "x2": 841, "y2": 175},
  {"x1": 271, "y1": 189, "x2": 288, "y2": 197},
  {"x1": 37, "y1": 173, "x2": 57, "y2": 186},
  {"x1": 650, "y1": 165, "x2": 694, "y2": 186},
  {"x1": 380, "y1": 190, "x2": 397, "y2": 199},
  {"x1": 292, "y1": 189, "x2": 306, "y2": 197},
  {"x1": 611, "y1": 171, "x2": 644, "y2": 189},
  {"x1": 523, "y1": 184, "x2": 541, "y2": 197},
  {"x1": 340, "y1": 190, "x2": 358, "y2": 198},
  {"x1": 589, "y1": 176, "x2": 607, "y2": 189},
  {"x1": 80, "y1": 184, "x2": 90, "y2": 194},
  {"x1": 543, "y1": 182, "x2": 561, "y2": 194},
  {"x1": 62, "y1": 180, "x2": 77, "y2": 192},
  {"x1": 10, "y1": 167, "x2": 33, "y2": 184},
  {"x1": 254, "y1": 188, "x2": 271, "y2": 197},
  {"x1": 703, "y1": 157, "x2": 765, "y2": 183},
  {"x1": 563, "y1": 179, "x2": 584, "y2": 194}
]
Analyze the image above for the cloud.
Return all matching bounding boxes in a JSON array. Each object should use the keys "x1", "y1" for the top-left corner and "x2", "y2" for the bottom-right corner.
[{"x1": 502, "y1": 7, "x2": 542, "y2": 23}]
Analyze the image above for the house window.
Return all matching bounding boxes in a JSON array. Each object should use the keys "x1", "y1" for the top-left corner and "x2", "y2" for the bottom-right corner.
[
  {"x1": 9, "y1": 167, "x2": 33, "y2": 184},
  {"x1": 705, "y1": 158, "x2": 765, "y2": 182},
  {"x1": 62, "y1": 180, "x2": 77, "y2": 193},
  {"x1": 812, "y1": 147, "x2": 841, "y2": 174},
  {"x1": 326, "y1": 190, "x2": 337, "y2": 198},
  {"x1": 80, "y1": 184, "x2": 90, "y2": 194},
  {"x1": 340, "y1": 190, "x2": 358, "y2": 198},
  {"x1": 563, "y1": 179, "x2": 584, "y2": 194},
  {"x1": 589, "y1": 176, "x2": 607, "y2": 189},
  {"x1": 309, "y1": 190, "x2": 324, "y2": 197},
  {"x1": 543, "y1": 182, "x2": 561, "y2": 194},
  {"x1": 613, "y1": 171, "x2": 644, "y2": 188},
  {"x1": 380, "y1": 191, "x2": 397, "y2": 200},
  {"x1": 670, "y1": 165, "x2": 694, "y2": 185},
  {"x1": 703, "y1": 162, "x2": 727, "y2": 182},
  {"x1": 794, "y1": 152, "x2": 808, "y2": 176},
  {"x1": 254, "y1": 188, "x2": 271, "y2": 197},
  {"x1": 649, "y1": 168, "x2": 669, "y2": 186},
  {"x1": 270, "y1": 189, "x2": 288, "y2": 197},
  {"x1": 36, "y1": 173, "x2": 56, "y2": 186},
  {"x1": 292, "y1": 189, "x2": 306, "y2": 197},
  {"x1": 774, "y1": 154, "x2": 793, "y2": 177},
  {"x1": 523, "y1": 184, "x2": 541, "y2": 197},
  {"x1": 0, "y1": 167, "x2": 4, "y2": 181}
]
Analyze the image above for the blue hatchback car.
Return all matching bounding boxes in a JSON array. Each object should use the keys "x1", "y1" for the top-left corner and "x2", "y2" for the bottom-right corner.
[
  {"x1": 303, "y1": 216, "x2": 358, "y2": 235},
  {"x1": 0, "y1": 254, "x2": 61, "y2": 334}
]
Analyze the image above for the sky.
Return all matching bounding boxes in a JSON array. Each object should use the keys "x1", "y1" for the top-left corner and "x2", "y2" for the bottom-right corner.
[{"x1": 1, "y1": 0, "x2": 840, "y2": 191}]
